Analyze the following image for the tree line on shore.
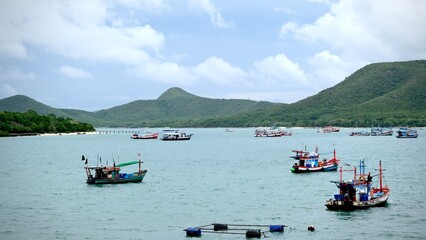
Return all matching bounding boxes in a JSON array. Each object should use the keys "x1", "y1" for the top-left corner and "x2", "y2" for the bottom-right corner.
[{"x1": 0, "y1": 110, "x2": 95, "y2": 137}]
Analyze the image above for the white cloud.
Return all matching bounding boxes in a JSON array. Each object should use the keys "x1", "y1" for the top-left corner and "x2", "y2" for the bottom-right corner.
[
  {"x1": 252, "y1": 54, "x2": 309, "y2": 89},
  {"x1": 307, "y1": 50, "x2": 353, "y2": 88},
  {"x1": 194, "y1": 57, "x2": 246, "y2": 86},
  {"x1": 58, "y1": 65, "x2": 93, "y2": 79},
  {"x1": 117, "y1": 0, "x2": 171, "y2": 13},
  {"x1": 280, "y1": 22, "x2": 297, "y2": 39},
  {"x1": 188, "y1": 0, "x2": 235, "y2": 29},
  {"x1": 290, "y1": 0, "x2": 426, "y2": 62},
  {"x1": 0, "y1": 43, "x2": 30, "y2": 59},
  {"x1": 0, "y1": 66, "x2": 37, "y2": 81},
  {"x1": 0, "y1": 1, "x2": 164, "y2": 64},
  {"x1": 0, "y1": 83, "x2": 17, "y2": 97},
  {"x1": 274, "y1": 7, "x2": 296, "y2": 15},
  {"x1": 131, "y1": 61, "x2": 195, "y2": 84}
]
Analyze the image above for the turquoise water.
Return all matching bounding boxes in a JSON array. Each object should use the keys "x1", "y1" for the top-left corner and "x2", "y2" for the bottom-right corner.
[{"x1": 0, "y1": 128, "x2": 425, "y2": 239}]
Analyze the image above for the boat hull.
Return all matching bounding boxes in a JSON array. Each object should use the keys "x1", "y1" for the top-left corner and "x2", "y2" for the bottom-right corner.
[
  {"x1": 396, "y1": 135, "x2": 418, "y2": 138},
  {"x1": 87, "y1": 170, "x2": 147, "y2": 184},
  {"x1": 161, "y1": 137, "x2": 191, "y2": 141},
  {"x1": 291, "y1": 164, "x2": 338, "y2": 173}
]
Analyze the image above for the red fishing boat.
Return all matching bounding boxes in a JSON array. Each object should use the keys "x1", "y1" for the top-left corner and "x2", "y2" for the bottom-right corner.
[
  {"x1": 290, "y1": 148, "x2": 340, "y2": 173},
  {"x1": 131, "y1": 132, "x2": 158, "y2": 139},
  {"x1": 325, "y1": 160, "x2": 390, "y2": 210}
]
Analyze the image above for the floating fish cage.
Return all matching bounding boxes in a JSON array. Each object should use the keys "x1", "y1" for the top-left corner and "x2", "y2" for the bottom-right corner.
[{"x1": 184, "y1": 223, "x2": 287, "y2": 238}]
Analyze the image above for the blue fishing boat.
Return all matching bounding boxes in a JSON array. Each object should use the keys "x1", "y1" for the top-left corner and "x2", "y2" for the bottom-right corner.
[
  {"x1": 83, "y1": 155, "x2": 147, "y2": 184},
  {"x1": 325, "y1": 160, "x2": 390, "y2": 210},
  {"x1": 396, "y1": 127, "x2": 418, "y2": 138}
]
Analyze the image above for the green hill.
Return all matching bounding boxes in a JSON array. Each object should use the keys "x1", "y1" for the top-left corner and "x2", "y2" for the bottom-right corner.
[
  {"x1": 214, "y1": 60, "x2": 426, "y2": 127},
  {"x1": 0, "y1": 95, "x2": 64, "y2": 115},
  {"x1": 92, "y1": 87, "x2": 280, "y2": 127},
  {"x1": 0, "y1": 60, "x2": 425, "y2": 127}
]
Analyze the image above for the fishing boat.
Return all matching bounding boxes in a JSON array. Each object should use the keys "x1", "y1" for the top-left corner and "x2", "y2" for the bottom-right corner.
[
  {"x1": 290, "y1": 148, "x2": 340, "y2": 173},
  {"x1": 83, "y1": 155, "x2": 147, "y2": 184},
  {"x1": 370, "y1": 127, "x2": 393, "y2": 136},
  {"x1": 254, "y1": 127, "x2": 291, "y2": 137},
  {"x1": 325, "y1": 160, "x2": 390, "y2": 210},
  {"x1": 396, "y1": 127, "x2": 418, "y2": 138},
  {"x1": 161, "y1": 129, "x2": 193, "y2": 141},
  {"x1": 322, "y1": 126, "x2": 340, "y2": 133},
  {"x1": 131, "y1": 132, "x2": 158, "y2": 139},
  {"x1": 349, "y1": 131, "x2": 370, "y2": 136}
]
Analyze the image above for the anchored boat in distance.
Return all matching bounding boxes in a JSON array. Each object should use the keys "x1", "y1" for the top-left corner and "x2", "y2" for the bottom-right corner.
[
  {"x1": 161, "y1": 129, "x2": 193, "y2": 141},
  {"x1": 396, "y1": 127, "x2": 418, "y2": 138}
]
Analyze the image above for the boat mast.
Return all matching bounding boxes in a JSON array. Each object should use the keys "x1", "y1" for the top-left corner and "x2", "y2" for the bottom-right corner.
[
  {"x1": 379, "y1": 160, "x2": 383, "y2": 190},
  {"x1": 354, "y1": 166, "x2": 357, "y2": 181},
  {"x1": 138, "y1": 153, "x2": 142, "y2": 174}
]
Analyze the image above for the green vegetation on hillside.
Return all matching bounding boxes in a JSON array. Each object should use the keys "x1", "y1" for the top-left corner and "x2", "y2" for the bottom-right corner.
[
  {"x1": 0, "y1": 60, "x2": 425, "y2": 128},
  {"x1": 211, "y1": 60, "x2": 426, "y2": 127},
  {"x1": 0, "y1": 110, "x2": 95, "y2": 136}
]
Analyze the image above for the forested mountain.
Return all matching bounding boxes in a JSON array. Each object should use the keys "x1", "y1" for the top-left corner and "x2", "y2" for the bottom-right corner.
[
  {"x1": 91, "y1": 87, "x2": 279, "y2": 127},
  {"x1": 210, "y1": 60, "x2": 426, "y2": 127},
  {"x1": 1, "y1": 60, "x2": 425, "y2": 127}
]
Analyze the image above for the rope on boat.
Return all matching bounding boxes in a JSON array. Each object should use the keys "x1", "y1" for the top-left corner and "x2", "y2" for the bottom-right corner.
[{"x1": 184, "y1": 223, "x2": 289, "y2": 238}]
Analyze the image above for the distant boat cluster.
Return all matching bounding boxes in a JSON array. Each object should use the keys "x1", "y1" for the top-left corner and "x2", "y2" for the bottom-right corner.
[{"x1": 349, "y1": 127, "x2": 418, "y2": 138}]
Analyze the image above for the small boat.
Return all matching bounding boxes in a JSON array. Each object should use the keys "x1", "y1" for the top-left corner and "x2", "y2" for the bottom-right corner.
[
  {"x1": 225, "y1": 129, "x2": 233, "y2": 132},
  {"x1": 370, "y1": 127, "x2": 393, "y2": 136},
  {"x1": 161, "y1": 129, "x2": 193, "y2": 141},
  {"x1": 290, "y1": 148, "x2": 340, "y2": 173},
  {"x1": 325, "y1": 160, "x2": 390, "y2": 210},
  {"x1": 254, "y1": 127, "x2": 291, "y2": 137},
  {"x1": 349, "y1": 131, "x2": 370, "y2": 136},
  {"x1": 396, "y1": 127, "x2": 418, "y2": 138},
  {"x1": 322, "y1": 126, "x2": 340, "y2": 133},
  {"x1": 83, "y1": 155, "x2": 147, "y2": 184},
  {"x1": 131, "y1": 132, "x2": 158, "y2": 139}
]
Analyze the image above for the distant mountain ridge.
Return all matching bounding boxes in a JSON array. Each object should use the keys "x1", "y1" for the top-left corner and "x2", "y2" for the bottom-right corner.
[{"x1": 1, "y1": 60, "x2": 425, "y2": 127}]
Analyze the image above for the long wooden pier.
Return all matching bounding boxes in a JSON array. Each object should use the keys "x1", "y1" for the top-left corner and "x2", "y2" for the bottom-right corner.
[{"x1": 96, "y1": 130, "x2": 143, "y2": 134}]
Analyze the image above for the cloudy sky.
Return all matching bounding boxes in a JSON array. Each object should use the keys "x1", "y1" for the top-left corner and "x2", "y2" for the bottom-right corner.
[{"x1": 0, "y1": 0, "x2": 425, "y2": 111}]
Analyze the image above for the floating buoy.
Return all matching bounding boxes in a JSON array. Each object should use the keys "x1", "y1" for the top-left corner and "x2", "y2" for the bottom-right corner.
[
  {"x1": 213, "y1": 223, "x2": 228, "y2": 231},
  {"x1": 246, "y1": 229, "x2": 261, "y2": 238},
  {"x1": 308, "y1": 225, "x2": 315, "y2": 231},
  {"x1": 269, "y1": 225, "x2": 285, "y2": 232},
  {"x1": 185, "y1": 228, "x2": 201, "y2": 237}
]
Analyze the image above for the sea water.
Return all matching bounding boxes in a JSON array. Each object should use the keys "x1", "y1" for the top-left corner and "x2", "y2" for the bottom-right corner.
[{"x1": 0, "y1": 128, "x2": 425, "y2": 239}]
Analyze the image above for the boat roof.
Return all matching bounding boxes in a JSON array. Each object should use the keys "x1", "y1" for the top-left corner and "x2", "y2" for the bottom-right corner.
[
  {"x1": 163, "y1": 132, "x2": 181, "y2": 135},
  {"x1": 163, "y1": 129, "x2": 179, "y2": 132}
]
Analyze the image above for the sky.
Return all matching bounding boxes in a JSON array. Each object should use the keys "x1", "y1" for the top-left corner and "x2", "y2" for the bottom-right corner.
[{"x1": 0, "y1": 0, "x2": 425, "y2": 111}]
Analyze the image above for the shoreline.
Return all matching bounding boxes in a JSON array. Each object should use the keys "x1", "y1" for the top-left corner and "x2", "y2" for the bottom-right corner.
[{"x1": 39, "y1": 131, "x2": 98, "y2": 136}]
